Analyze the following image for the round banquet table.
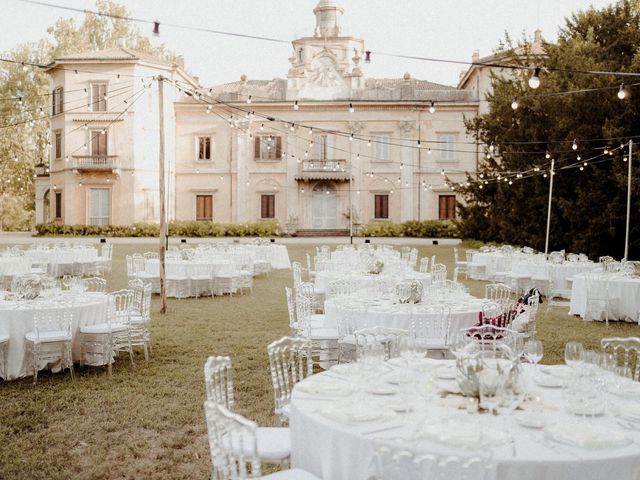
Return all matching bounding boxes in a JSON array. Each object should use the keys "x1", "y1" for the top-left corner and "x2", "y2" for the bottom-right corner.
[
  {"x1": 290, "y1": 362, "x2": 640, "y2": 480},
  {"x1": 314, "y1": 271, "x2": 431, "y2": 296},
  {"x1": 323, "y1": 294, "x2": 482, "y2": 336},
  {"x1": 0, "y1": 292, "x2": 108, "y2": 380},
  {"x1": 569, "y1": 273, "x2": 640, "y2": 321},
  {"x1": 248, "y1": 244, "x2": 290, "y2": 269},
  {"x1": 509, "y1": 261, "x2": 599, "y2": 297},
  {"x1": 24, "y1": 248, "x2": 99, "y2": 276},
  {"x1": 0, "y1": 257, "x2": 31, "y2": 277},
  {"x1": 144, "y1": 259, "x2": 234, "y2": 296}
]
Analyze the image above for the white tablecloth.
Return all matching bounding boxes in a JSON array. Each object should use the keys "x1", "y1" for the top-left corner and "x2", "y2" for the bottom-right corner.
[
  {"x1": 0, "y1": 257, "x2": 31, "y2": 276},
  {"x1": 569, "y1": 273, "x2": 640, "y2": 321},
  {"x1": 24, "y1": 248, "x2": 99, "y2": 276},
  {"x1": 323, "y1": 295, "x2": 482, "y2": 336},
  {"x1": 315, "y1": 271, "x2": 431, "y2": 296},
  {"x1": 510, "y1": 261, "x2": 599, "y2": 297},
  {"x1": 290, "y1": 363, "x2": 640, "y2": 480},
  {"x1": 249, "y1": 244, "x2": 290, "y2": 269},
  {"x1": 0, "y1": 293, "x2": 108, "y2": 379}
]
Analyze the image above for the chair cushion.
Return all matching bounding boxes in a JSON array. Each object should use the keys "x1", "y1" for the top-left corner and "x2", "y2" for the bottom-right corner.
[
  {"x1": 223, "y1": 427, "x2": 291, "y2": 462},
  {"x1": 25, "y1": 331, "x2": 72, "y2": 343},
  {"x1": 80, "y1": 323, "x2": 128, "y2": 334},
  {"x1": 265, "y1": 469, "x2": 322, "y2": 480},
  {"x1": 308, "y1": 328, "x2": 338, "y2": 341}
]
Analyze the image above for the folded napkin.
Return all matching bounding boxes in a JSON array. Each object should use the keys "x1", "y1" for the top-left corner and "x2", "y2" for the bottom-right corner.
[
  {"x1": 296, "y1": 381, "x2": 354, "y2": 397},
  {"x1": 544, "y1": 422, "x2": 630, "y2": 449},
  {"x1": 320, "y1": 402, "x2": 394, "y2": 424},
  {"x1": 418, "y1": 419, "x2": 509, "y2": 449}
]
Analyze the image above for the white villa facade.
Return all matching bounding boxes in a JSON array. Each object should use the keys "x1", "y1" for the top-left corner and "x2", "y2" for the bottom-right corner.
[{"x1": 37, "y1": 1, "x2": 537, "y2": 232}]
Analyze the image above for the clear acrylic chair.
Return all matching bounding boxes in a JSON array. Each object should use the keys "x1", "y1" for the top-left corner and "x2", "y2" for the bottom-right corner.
[
  {"x1": 354, "y1": 326, "x2": 409, "y2": 361},
  {"x1": 410, "y1": 306, "x2": 451, "y2": 358},
  {"x1": 485, "y1": 283, "x2": 512, "y2": 304},
  {"x1": 204, "y1": 355, "x2": 235, "y2": 409},
  {"x1": 25, "y1": 305, "x2": 74, "y2": 384},
  {"x1": 431, "y1": 263, "x2": 447, "y2": 283},
  {"x1": 419, "y1": 257, "x2": 430, "y2": 273},
  {"x1": 292, "y1": 261, "x2": 303, "y2": 289},
  {"x1": 204, "y1": 401, "x2": 320, "y2": 480},
  {"x1": 373, "y1": 438, "x2": 494, "y2": 480},
  {"x1": 454, "y1": 247, "x2": 468, "y2": 278},
  {"x1": 295, "y1": 293, "x2": 338, "y2": 368},
  {"x1": 82, "y1": 276, "x2": 106, "y2": 293},
  {"x1": 203, "y1": 358, "x2": 294, "y2": 468},
  {"x1": 267, "y1": 336, "x2": 314, "y2": 423},
  {"x1": 335, "y1": 301, "x2": 360, "y2": 363},
  {"x1": 305, "y1": 253, "x2": 316, "y2": 281},
  {"x1": 189, "y1": 263, "x2": 213, "y2": 298},
  {"x1": 601, "y1": 337, "x2": 640, "y2": 380},
  {"x1": 0, "y1": 334, "x2": 8, "y2": 380},
  {"x1": 584, "y1": 273, "x2": 619, "y2": 325},
  {"x1": 128, "y1": 280, "x2": 152, "y2": 361}
]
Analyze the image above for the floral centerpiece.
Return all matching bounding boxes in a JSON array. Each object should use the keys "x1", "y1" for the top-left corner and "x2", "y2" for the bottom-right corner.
[
  {"x1": 455, "y1": 342, "x2": 520, "y2": 399},
  {"x1": 11, "y1": 274, "x2": 44, "y2": 300},
  {"x1": 367, "y1": 258, "x2": 384, "y2": 275},
  {"x1": 394, "y1": 280, "x2": 423, "y2": 304}
]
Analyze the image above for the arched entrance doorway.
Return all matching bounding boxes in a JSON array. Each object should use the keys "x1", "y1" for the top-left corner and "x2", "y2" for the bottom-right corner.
[{"x1": 312, "y1": 181, "x2": 337, "y2": 229}]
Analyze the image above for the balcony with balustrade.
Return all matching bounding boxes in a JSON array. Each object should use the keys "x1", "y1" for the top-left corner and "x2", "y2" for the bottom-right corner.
[
  {"x1": 294, "y1": 159, "x2": 350, "y2": 181},
  {"x1": 71, "y1": 155, "x2": 119, "y2": 172}
]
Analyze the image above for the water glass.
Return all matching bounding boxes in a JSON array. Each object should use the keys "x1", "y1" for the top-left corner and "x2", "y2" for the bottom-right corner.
[
  {"x1": 478, "y1": 369, "x2": 506, "y2": 414},
  {"x1": 524, "y1": 340, "x2": 543, "y2": 373},
  {"x1": 564, "y1": 341, "x2": 585, "y2": 369}
]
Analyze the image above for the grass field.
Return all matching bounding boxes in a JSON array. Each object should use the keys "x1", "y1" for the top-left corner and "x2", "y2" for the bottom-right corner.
[{"x1": 0, "y1": 242, "x2": 637, "y2": 479}]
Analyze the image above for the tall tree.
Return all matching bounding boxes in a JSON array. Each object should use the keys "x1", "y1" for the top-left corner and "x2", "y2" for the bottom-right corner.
[
  {"x1": 458, "y1": 0, "x2": 640, "y2": 259},
  {"x1": 0, "y1": 0, "x2": 175, "y2": 230}
]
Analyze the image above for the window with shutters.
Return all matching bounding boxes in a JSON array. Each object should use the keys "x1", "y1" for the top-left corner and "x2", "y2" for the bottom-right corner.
[
  {"x1": 374, "y1": 194, "x2": 389, "y2": 219},
  {"x1": 438, "y1": 195, "x2": 456, "y2": 219},
  {"x1": 89, "y1": 189, "x2": 111, "y2": 226},
  {"x1": 197, "y1": 136, "x2": 212, "y2": 161},
  {"x1": 437, "y1": 134, "x2": 457, "y2": 161},
  {"x1": 261, "y1": 194, "x2": 275, "y2": 219},
  {"x1": 52, "y1": 87, "x2": 64, "y2": 115},
  {"x1": 313, "y1": 135, "x2": 333, "y2": 160},
  {"x1": 254, "y1": 135, "x2": 281, "y2": 161},
  {"x1": 91, "y1": 129, "x2": 108, "y2": 156},
  {"x1": 54, "y1": 130, "x2": 62, "y2": 159},
  {"x1": 54, "y1": 191, "x2": 62, "y2": 219},
  {"x1": 196, "y1": 195, "x2": 213, "y2": 221},
  {"x1": 91, "y1": 83, "x2": 108, "y2": 112},
  {"x1": 373, "y1": 134, "x2": 390, "y2": 161}
]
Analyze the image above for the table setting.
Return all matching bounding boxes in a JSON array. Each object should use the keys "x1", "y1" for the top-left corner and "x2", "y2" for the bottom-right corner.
[
  {"x1": 569, "y1": 269, "x2": 640, "y2": 322},
  {"x1": 289, "y1": 338, "x2": 640, "y2": 480},
  {"x1": 0, "y1": 277, "x2": 108, "y2": 379}
]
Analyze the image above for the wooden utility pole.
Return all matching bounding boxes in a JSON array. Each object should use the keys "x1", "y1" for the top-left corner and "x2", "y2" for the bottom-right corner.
[
  {"x1": 624, "y1": 140, "x2": 633, "y2": 260},
  {"x1": 544, "y1": 158, "x2": 555, "y2": 256},
  {"x1": 158, "y1": 75, "x2": 167, "y2": 313}
]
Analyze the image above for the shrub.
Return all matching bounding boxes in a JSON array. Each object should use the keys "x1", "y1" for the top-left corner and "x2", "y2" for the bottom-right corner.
[
  {"x1": 360, "y1": 220, "x2": 459, "y2": 238},
  {"x1": 34, "y1": 221, "x2": 280, "y2": 238}
]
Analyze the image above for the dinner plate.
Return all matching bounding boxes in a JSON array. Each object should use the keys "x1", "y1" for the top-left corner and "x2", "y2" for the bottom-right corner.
[
  {"x1": 515, "y1": 412, "x2": 548, "y2": 429},
  {"x1": 367, "y1": 384, "x2": 398, "y2": 396},
  {"x1": 533, "y1": 373, "x2": 564, "y2": 388}
]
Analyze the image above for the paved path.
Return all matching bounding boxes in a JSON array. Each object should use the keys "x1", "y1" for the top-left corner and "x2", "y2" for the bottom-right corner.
[{"x1": 0, "y1": 232, "x2": 460, "y2": 246}]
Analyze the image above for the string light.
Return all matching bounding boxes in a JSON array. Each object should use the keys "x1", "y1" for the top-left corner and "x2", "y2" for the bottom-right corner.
[
  {"x1": 528, "y1": 67, "x2": 541, "y2": 89},
  {"x1": 349, "y1": 133, "x2": 354, "y2": 141},
  {"x1": 618, "y1": 84, "x2": 627, "y2": 100},
  {"x1": 489, "y1": 142, "x2": 495, "y2": 153},
  {"x1": 429, "y1": 101, "x2": 435, "y2": 114},
  {"x1": 293, "y1": 100, "x2": 299, "y2": 110},
  {"x1": 572, "y1": 139, "x2": 578, "y2": 150},
  {"x1": 545, "y1": 152, "x2": 551, "y2": 159},
  {"x1": 349, "y1": 103, "x2": 354, "y2": 113},
  {"x1": 246, "y1": 95, "x2": 252, "y2": 104},
  {"x1": 511, "y1": 98, "x2": 519, "y2": 110}
]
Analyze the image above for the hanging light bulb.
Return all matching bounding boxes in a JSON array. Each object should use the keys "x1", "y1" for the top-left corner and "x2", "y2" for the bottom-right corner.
[
  {"x1": 489, "y1": 142, "x2": 495, "y2": 153},
  {"x1": 349, "y1": 103, "x2": 354, "y2": 113},
  {"x1": 528, "y1": 67, "x2": 541, "y2": 89},
  {"x1": 429, "y1": 101, "x2": 435, "y2": 114},
  {"x1": 604, "y1": 147, "x2": 609, "y2": 154},
  {"x1": 577, "y1": 155, "x2": 581, "y2": 161},
  {"x1": 511, "y1": 98, "x2": 519, "y2": 110},
  {"x1": 293, "y1": 100, "x2": 299, "y2": 110},
  {"x1": 367, "y1": 139, "x2": 372, "y2": 147},
  {"x1": 427, "y1": 148, "x2": 432, "y2": 155},
  {"x1": 618, "y1": 84, "x2": 627, "y2": 100},
  {"x1": 417, "y1": 139, "x2": 421, "y2": 148},
  {"x1": 74, "y1": 69, "x2": 79, "y2": 78},
  {"x1": 260, "y1": 123, "x2": 264, "y2": 131},
  {"x1": 290, "y1": 123, "x2": 295, "y2": 132},
  {"x1": 486, "y1": 153, "x2": 491, "y2": 159},
  {"x1": 545, "y1": 152, "x2": 551, "y2": 159},
  {"x1": 624, "y1": 156, "x2": 628, "y2": 162},
  {"x1": 308, "y1": 127, "x2": 313, "y2": 135},
  {"x1": 349, "y1": 133, "x2": 354, "y2": 141},
  {"x1": 583, "y1": 161, "x2": 587, "y2": 166},
  {"x1": 572, "y1": 139, "x2": 578, "y2": 150}
]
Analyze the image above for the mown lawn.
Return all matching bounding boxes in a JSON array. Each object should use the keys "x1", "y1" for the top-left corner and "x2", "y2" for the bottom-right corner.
[{"x1": 0, "y1": 241, "x2": 637, "y2": 479}]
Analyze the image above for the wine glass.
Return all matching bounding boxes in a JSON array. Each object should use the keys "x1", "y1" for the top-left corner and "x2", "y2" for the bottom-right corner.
[
  {"x1": 479, "y1": 369, "x2": 506, "y2": 415},
  {"x1": 62, "y1": 275, "x2": 72, "y2": 290},
  {"x1": 524, "y1": 340, "x2": 544, "y2": 376},
  {"x1": 564, "y1": 341, "x2": 585, "y2": 369}
]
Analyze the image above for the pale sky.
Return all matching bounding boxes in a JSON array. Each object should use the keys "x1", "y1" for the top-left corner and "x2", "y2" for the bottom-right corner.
[{"x1": 1, "y1": 0, "x2": 614, "y2": 87}]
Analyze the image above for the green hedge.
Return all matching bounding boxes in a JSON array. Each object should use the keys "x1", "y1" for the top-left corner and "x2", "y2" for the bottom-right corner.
[
  {"x1": 360, "y1": 220, "x2": 459, "y2": 238},
  {"x1": 35, "y1": 221, "x2": 281, "y2": 238}
]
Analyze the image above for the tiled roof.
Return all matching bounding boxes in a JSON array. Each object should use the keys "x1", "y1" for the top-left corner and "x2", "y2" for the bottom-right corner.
[{"x1": 53, "y1": 47, "x2": 173, "y2": 67}]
